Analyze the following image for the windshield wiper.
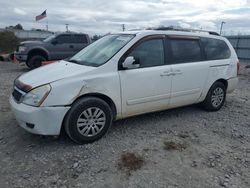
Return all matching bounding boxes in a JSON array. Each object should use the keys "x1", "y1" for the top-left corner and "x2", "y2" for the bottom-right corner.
[
  {"x1": 67, "y1": 59, "x2": 98, "y2": 67},
  {"x1": 68, "y1": 59, "x2": 80, "y2": 64}
]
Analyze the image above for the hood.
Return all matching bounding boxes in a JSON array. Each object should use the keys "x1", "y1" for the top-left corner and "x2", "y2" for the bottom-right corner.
[
  {"x1": 18, "y1": 60, "x2": 96, "y2": 89},
  {"x1": 20, "y1": 40, "x2": 44, "y2": 46}
]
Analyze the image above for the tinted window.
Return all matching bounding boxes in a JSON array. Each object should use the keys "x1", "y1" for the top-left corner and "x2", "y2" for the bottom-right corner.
[
  {"x1": 72, "y1": 35, "x2": 88, "y2": 43},
  {"x1": 128, "y1": 39, "x2": 165, "y2": 68},
  {"x1": 170, "y1": 39, "x2": 202, "y2": 64},
  {"x1": 201, "y1": 38, "x2": 231, "y2": 60},
  {"x1": 56, "y1": 35, "x2": 72, "y2": 43}
]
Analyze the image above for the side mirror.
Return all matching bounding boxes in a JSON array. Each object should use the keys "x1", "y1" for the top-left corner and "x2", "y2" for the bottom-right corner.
[
  {"x1": 122, "y1": 56, "x2": 140, "y2": 69},
  {"x1": 51, "y1": 40, "x2": 58, "y2": 45}
]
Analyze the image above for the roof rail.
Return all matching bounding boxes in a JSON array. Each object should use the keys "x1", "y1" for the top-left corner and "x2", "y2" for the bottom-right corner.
[{"x1": 154, "y1": 27, "x2": 220, "y2": 36}]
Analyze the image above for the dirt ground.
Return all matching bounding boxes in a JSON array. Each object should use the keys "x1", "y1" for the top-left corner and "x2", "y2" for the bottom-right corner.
[{"x1": 0, "y1": 61, "x2": 249, "y2": 188}]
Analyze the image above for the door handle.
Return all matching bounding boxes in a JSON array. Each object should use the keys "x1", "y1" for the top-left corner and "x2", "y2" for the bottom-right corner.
[
  {"x1": 160, "y1": 71, "x2": 172, "y2": 77},
  {"x1": 69, "y1": 45, "x2": 74, "y2": 48}
]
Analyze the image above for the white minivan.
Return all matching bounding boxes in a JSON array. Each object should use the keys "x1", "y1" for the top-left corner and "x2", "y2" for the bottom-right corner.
[{"x1": 10, "y1": 30, "x2": 239, "y2": 144}]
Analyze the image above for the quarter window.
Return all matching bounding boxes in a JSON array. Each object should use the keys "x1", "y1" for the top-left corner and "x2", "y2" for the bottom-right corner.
[
  {"x1": 72, "y1": 35, "x2": 88, "y2": 44},
  {"x1": 128, "y1": 39, "x2": 165, "y2": 68},
  {"x1": 201, "y1": 38, "x2": 231, "y2": 60},
  {"x1": 170, "y1": 39, "x2": 202, "y2": 64}
]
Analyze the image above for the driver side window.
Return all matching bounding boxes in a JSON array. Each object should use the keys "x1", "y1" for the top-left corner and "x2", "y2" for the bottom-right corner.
[{"x1": 128, "y1": 39, "x2": 165, "y2": 68}]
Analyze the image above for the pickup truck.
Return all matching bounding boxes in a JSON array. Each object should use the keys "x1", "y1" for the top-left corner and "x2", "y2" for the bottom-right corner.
[{"x1": 14, "y1": 33, "x2": 91, "y2": 69}]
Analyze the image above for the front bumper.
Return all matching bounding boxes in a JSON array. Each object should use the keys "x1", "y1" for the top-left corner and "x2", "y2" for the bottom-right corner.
[
  {"x1": 10, "y1": 96, "x2": 70, "y2": 135},
  {"x1": 14, "y1": 53, "x2": 28, "y2": 62}
]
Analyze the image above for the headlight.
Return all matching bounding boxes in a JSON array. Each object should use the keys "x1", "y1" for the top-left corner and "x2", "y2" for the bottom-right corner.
[
  {"x1": 22, "y1": 84, "x2": 51, "y2": 107},
  {"x1": 19, "y1": 46, "x2": 27, "y2": 52}
]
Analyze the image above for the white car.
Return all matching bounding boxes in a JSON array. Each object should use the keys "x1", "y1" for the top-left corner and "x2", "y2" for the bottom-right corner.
[{"x1": 10, "y1": 30, "x2": 239, "y2": 144}]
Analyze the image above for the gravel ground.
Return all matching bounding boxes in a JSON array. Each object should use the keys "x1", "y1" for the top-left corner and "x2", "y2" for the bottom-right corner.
[{"x1": 0, "y1": 61, "x2": 249, "y2": 188}]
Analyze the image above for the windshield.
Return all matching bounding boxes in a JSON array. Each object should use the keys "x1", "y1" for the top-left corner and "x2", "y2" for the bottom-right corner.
[
  {"x1": 43, "y1": 35, "x2": 56, "y2": 42},
  {"x1": 69, "y1": 34, "x2": 135, "y2": 67}
]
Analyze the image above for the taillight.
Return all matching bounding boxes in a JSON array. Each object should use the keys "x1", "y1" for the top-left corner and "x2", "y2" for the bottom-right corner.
[{"x1": 237, "y1": 61, "x2": 240, "y2": 76}]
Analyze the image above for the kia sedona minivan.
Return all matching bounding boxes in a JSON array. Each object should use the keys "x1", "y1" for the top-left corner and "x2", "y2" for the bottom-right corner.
[{"x1": 10, "y1": 30, "x2": 239, "y2": 144}]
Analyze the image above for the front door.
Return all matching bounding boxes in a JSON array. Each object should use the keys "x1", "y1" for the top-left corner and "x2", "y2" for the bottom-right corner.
[
  {"x1": 49, "y1": 34, "x2": 75, "y2": 60},
  {"x1": 118, "y1": 36, "x2": 172, "y2": 117}
]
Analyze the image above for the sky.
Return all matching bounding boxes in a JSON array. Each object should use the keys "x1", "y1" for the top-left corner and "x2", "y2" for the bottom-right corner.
[{"x1": 1, "y1": 0, "x2": 250, "y2": 35}]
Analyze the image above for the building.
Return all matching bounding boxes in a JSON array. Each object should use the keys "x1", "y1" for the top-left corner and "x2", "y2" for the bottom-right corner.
[{"x1": 0, "y1": 28, "x2": 53, "y2": 41}]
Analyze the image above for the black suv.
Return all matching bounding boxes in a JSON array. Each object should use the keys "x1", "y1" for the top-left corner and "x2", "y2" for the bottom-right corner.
[{"x1": 15, "y1": 33, "x2": 91, "y2": 69}]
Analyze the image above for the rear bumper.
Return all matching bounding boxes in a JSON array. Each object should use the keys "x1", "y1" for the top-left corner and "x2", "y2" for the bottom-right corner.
[
  {"x1": 10, "y1": 96, "x2": 70, "y2": 135},
  {"x1": 14, "y1": 53, "x2": 28, "y2": 62},
  {"x1": 227, "y1": 77, "x2": 238, "y2": 93}
]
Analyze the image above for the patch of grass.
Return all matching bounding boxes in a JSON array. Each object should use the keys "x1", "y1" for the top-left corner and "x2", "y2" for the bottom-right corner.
[
  {"x1": 163, "y1": 141, "x2": 188, "y2": 151},
  {"x1": 118, "y1": 152, "x2": 144, "y2": 175}
]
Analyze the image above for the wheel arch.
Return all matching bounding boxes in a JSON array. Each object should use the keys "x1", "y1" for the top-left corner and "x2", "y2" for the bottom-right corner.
[
  {"x1": 27, "y1": 48, "x2": 49, "y2": 61},
  {"x1": 214, "y1": 78, "x2": 228, "y2": 89},
  {"x1": 72, "y1": 93, "x2": 117, "y2": 119}
]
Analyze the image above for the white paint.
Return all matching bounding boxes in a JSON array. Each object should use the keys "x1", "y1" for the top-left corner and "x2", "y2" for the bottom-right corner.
[{"x1": 10, "y1": 30, "x2": 238, "y2": 135}]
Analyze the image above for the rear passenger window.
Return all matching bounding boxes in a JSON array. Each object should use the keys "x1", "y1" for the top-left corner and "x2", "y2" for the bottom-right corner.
[
  {"x1": 73, "y1": 35, "x2": 88, "y2": 44},
  {"x1": 201, "y1": 38, "x2": 231, "y2": 60},
  {"x1": 170, "y1": 39, "x2": 202, "y2": 64}
]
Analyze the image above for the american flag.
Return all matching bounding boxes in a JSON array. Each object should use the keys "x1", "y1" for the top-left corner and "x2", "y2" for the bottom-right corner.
[{"x1": 35, "y1": 10, "x2": 47, "y2": 21}]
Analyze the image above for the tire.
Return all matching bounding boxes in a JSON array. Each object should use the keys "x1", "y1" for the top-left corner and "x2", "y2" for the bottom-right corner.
[
  {"x1": 202, "y1": 82, "x2": 226, "y2": 111},
  {"x1": 64, "y1": 97, "x2": 113, "y2": 144},
  {"x1": 27, "y1": 55, "x2": 46, "y2": 69},
  {"x1": 25, "y1": 61, "x2": 31, "y2": 68}
]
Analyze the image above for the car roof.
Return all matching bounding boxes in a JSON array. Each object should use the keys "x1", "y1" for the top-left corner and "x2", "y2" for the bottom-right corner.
[{"x1": 56, "y1": 32, "x2": 87, "y2": 36}]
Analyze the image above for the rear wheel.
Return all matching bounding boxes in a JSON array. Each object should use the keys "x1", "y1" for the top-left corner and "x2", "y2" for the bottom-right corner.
[
  {"x1": 64, "y1": 97, "x2": 113, "y2": 144},
  {"x1": 202, "y1": 82, "x2": 226, "y2": 111},
  {"x1": 27, "y1": 55, "x2": 46, "y2": 69}
]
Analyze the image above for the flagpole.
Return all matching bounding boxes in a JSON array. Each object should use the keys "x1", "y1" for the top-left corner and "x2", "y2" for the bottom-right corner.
[
  {"x1": 46, "y1": 10, "x2": 48, "y2": 31},
  {"x1": 46, "y1": 20, "x2": 48, "y2": 31},
  {"x1": 35, "y1": 10, "x2": 47, "y2": 31}
]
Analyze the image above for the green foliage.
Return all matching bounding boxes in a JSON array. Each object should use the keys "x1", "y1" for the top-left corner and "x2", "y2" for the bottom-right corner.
[
  {"x1": 91, "y1": 34, "x2": 102, "y2": 42},
  {"x1": 5, "y1": 24, "x2": 24, "y2": 30},
  {"x1": 0, "y1": 31, "x2": 19, "y2": 53}
]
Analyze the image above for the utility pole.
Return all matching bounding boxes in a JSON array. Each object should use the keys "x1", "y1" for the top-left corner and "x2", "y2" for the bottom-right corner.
[
  {"x1": 220, "y1": 21, "x2": 226, "y2": 35},
  {"x1": 122, "y1": 24, "x2": 125, "y2": 31},
  {"x1": 65, "y1": 24, "x2": 69, "y2": 32}
]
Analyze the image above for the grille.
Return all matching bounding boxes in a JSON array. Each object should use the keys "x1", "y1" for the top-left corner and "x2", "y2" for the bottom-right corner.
[{"x1": 12, "y1": 88, "x2": 24, "y2": 102}]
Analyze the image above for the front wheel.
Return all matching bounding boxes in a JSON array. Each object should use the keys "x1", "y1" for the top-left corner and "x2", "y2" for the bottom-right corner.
[
  {"x1": 27, "y1": 55, "x2": 46, "y2": 69},
  {"x1": 64, "y1": 97, "x2": 113, "y2": 144},
  {"x1": 202, "y1": 82, "x2": 226, "y2": 111}
]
